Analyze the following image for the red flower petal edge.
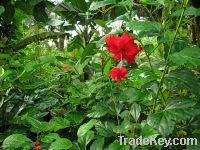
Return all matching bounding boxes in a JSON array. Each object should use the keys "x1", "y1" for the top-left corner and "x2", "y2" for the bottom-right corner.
[
  {"x1": 105, "y1": 33, "x2": 142, "y2": 64},
  {"x1": 109, "y1": 67, "x2": 127, "y2": 82}
]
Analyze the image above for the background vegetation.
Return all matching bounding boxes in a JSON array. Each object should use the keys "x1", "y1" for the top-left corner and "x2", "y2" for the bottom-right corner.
[{"x1": 0, "y1": 0, "x2": 200, "y2": 149}]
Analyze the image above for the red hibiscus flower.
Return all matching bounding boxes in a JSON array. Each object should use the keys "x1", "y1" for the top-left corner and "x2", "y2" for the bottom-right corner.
[
  {"x1": 110, "y1": 67, "x2": 127, "y2": 82},
  {"x1": 105, "y1": 33, "x2": 142, "y2": 64},
  {"x1": 33, "y1": 140, "x2": 41, "y2": 150}
]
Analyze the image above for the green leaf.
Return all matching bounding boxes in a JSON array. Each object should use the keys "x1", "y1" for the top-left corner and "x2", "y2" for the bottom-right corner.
[
  {"x1": 49, "y1": 138, "x2": 73, "y2": 150},
  {"x1": 24, "y1": 61, "x2": 39, "y2": 72},
  {"x1": 94, "y1": 19, "x2": 106, "y2": 27},
  {"x1": 170, "y1": 47, "x2": 200, "y2": 67},
  {"x1": 167, "y1": 69, "x2": 200, "y2": 97},
  {"x1": 95, "y1": 121, "x2": 115, "y2": 137},
  {"x1": 81, "y1": 42, "x2": 96, "y2": 62},
  {"x1": 0, "y1": 6, "x2": 5, "y2": 15},
  {"x1": 130, "y1": 103, "x2": 141, "y2": 122},
  {"x1": 90, "y1": 137, "x2": 104, "y2": 150},
  {"x1": 107, "y1": 140, "x2": 130, "y2": 150},
  {"x1": 40, "y1": 55, "x2": 57, "y2": 64},
  {"x1": 104, "y1": 59, "x2": 112, "y2": 76},
  {"x1": 165, "y1": 97, "x2": 197, "y2": 119},
  {"x1": 77, "y1": 119, "x2": 97, "y2": 137},
  {"x1": 147, "y1": 97, "x2": 198, "y2": 136},
  {"x1": 67, "y1": 35, "x2": 82, "y2": 52},
  {"x1": 0, "y1": 54, "x2": 11, "y2": 59},
  {"x1": 147, "y1": 112, "x2": 175, "y2": 137},
  {"x1": 89, "y1": 0, "x2": 116, "y2": 11},
  {"x1": 127, "y1": 21, "x2": 162, "y2": 33},
  {"x1": 78, "y1": 131, "x2": 94, "y2": 149},
  {"x1": 172, "y1": 7, "x2": 200, "y2": 16},
  {"x1": 26, "y1": 0, "x2": 43, "y2": 6},
  {"x1": 75, "y1": 64, "x2": 83, "y2": 74},
  {"x1": 87, "y1": 103, "x2": 110, "y2": 118},
  {"x1": 0, "y1": 70, "x2": 12, "y2": 79},
  {"x1": 2, "y1": 134, "x2": 34, "y2": 149},
  {"x1": 142, "y1": 124, "x2": 159, "y2": 138},
  {"x1": 157, "y1": 0, "x2": 165, "y2": 5},
  {"x1": 65, "y1": 111, "x2": 85, "y2": 125},
  {"x1": 21, "y1": 114, "x2": 48, "y2": 132},
  {"x1": 48, "y1": 117, "x2": 70, "y2": 131},
  {"x1": 41, "y1": 133, "x2": 60, "y2": 143},
  {"x1": 64, "y1": 0, "x2": 88, "y2": 12},
  {"x1": 0, "y1": 67, "x2": 3, "y2": 76}
]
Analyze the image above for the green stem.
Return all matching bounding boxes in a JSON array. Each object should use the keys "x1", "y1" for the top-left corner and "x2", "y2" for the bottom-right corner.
[
  {"x1": 152, "y1": 0, "x2": 188, "y2": 112},
  {"x1": 109, "y1": 78, "x2": 121, "y2": 134}
]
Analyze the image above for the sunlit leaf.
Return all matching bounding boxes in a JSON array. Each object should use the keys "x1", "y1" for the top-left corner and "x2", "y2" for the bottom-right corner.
[{"x1": 77, "y1": 119, "x2": 97, "y2": 137}]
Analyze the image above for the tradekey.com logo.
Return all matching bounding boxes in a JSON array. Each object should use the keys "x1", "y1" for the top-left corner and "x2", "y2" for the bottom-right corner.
[{"x1": 118, "y1": 135, "x2": 198, "y2": 147}]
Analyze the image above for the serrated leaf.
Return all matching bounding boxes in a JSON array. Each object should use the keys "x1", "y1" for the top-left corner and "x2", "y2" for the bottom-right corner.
[
  {"x1": 77, "y1": 119, "x2": 97, "y2": 137},
  {"x1": 167, "y1": 69, "x2": 200, "y2": 97},
  {"x1": 147, "y1": 97, "x2": 198, "y2": 136},
  {"x1": 147, "y1": 112, "x2": 175, "y2": 137}
]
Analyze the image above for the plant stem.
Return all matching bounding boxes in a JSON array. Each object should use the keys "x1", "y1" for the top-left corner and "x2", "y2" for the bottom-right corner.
[
  {"x1": 109, "y1": 78, "x2": 121, "y2": 135},
  {"x1": 152, "y1": 0, "x2": 189, "y2": 112}
]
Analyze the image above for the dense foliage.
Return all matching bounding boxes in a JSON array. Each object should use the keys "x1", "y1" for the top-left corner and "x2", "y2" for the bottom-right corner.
[{"x1": 0, "y1": 0, "x2": 200, "y2": 149}]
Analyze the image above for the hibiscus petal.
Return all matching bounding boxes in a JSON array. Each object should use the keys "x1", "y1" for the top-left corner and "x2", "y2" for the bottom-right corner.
[
  {"x1": 123, "y1": 54, "x2": 135, "y2": 64},
  {"x1": 118, "y1": 33, "x2": 143, "y2": 64},
  {"x1": 109, "y1": 67, "x2": 127, "y2": 82},
  {"x1": 105, "y1": 35, "x2": 120, "y2": 54},
  {"x1": 119, "y1": 33, "x2": 135, "y2": 50},
  {"x1": 113, "y1": 53, "x2": 122, "y2": 62}
]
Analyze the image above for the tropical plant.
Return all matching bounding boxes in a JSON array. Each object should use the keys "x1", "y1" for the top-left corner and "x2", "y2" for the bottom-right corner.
[{"x1": 0, "y1": 0, "x2": 200, "y2": 150}]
